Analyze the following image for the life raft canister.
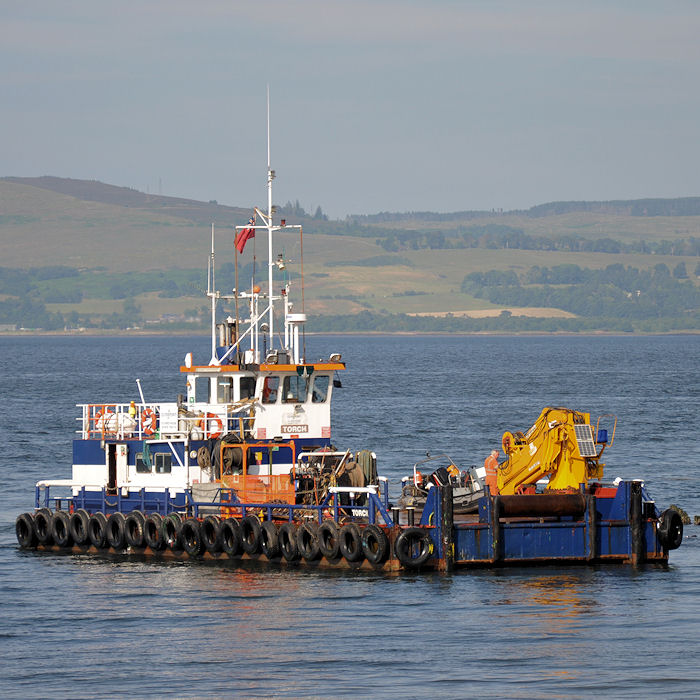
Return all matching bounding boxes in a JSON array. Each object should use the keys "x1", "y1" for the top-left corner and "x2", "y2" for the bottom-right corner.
[{"x1": 94, "y1": 409, "x2": 117, "y2": 434}]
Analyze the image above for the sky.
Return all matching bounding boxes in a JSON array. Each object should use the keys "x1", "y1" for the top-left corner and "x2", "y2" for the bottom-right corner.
[{"x1": 2, "y1": 1, "x2": 700, "y2": 219}]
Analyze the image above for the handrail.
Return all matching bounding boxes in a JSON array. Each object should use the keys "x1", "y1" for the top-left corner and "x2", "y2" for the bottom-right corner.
[
  {"x1": 328, "y1": 486, "x2": 378, "y2": 494},
  {"x1": 77, "y1": 401, "x2": 256, "y2": 440},
  {"x1": 35, "y1": 483, "x2": 186, "y2": 514},
  {"x1": 35, "y1": 483, "x2": 395, "y2": 527}
]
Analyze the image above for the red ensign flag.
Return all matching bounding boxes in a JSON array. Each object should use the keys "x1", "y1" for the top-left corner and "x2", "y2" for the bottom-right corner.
[{"x1": 235, "y1": 215, "x2": 256, "y2": 254}]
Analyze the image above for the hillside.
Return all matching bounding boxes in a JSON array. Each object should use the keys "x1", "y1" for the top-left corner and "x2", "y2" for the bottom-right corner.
[{"x1": 0, "y1": 176, "x2": 699, "y2": 332}]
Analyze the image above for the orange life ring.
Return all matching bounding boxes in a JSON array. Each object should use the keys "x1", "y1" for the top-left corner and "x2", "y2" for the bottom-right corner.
[
  {"x1": 141, "y1": 408, "x2": 158, "y2": 436},
  {"x1": 202, "y1": 412, "x2": 223, "y2": 439}
]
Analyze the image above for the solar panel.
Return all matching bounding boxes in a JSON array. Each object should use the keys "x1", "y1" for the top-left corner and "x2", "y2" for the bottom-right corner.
[{"x1": 574, "y1": 424, "x2": 598, "y2": 457}]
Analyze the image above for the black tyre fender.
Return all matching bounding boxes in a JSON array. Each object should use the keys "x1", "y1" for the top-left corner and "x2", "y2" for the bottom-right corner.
[
  {"x1": 201, "y1": 515, "x2": 222, "y2": 553},
  {"x1": 394, "y1": 527, "x2": 433, "y2": 569},
  {"x1": 124, "y1": 511, "x2": 146, "y2": 548},
  {"x1": 34, "y1": 508, "x2": 54, "y2": 545},
  {"x1": 52, "y1": 511, "x2": 73, "y2": 547},
  {"x1": 362, "y1": 524, "x2": 389, "y2": 565},
  {"x1": 260, "y1": 520, "x2": 281, "y2": 559},
  {"x1": 339, "y1": 523, "x2": 363, "y2": 562},
  {"x1": 318, "y1": 520, "x2": 340, "y2": 559},
  {"x1": 16, "y1": 512, "x2": 37, "y2": 548},
  {"x1": 69, "y1": 509, "x2": 90, "y2": 545},
  {"x1": 88, "y1": 512, "x2": 108, "y2": 548},
  {"x1": 297, "y1": 521, "x2": 321, "y2": 561},
  {"x1": 144, "y1": 513, "x2": 165, "y2": 550},
  {"x1": 240, "y1": 515, "x2": 262, "y2": 555},
  {"x1": 180, "y1": 518, "x2": 204, "y2": 556},
  {"x1": 163, "y1": 513, "x2": 183, "y2": 550},
  {"x1": 106, "y1": 512, "x2": 127, "y2": 550},
  {"x1": 658, "y1": 509, "x2": 684, "y2": 550},
  {"x1": 220, "y1": 518, "x2": 242, "y2": 556},
  {"x1": 279, "y1": 522, "x2": 300, "y2": 562}
]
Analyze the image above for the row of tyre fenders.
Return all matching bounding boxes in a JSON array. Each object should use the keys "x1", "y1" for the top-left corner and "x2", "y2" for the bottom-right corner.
[{"x1": 15, "y1": 508, "x2": 436, "y2": 570}]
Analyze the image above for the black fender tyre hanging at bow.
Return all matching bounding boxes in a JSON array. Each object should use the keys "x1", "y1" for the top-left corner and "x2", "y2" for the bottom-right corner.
[
  {"x1": 658, "y1": 509, "x2": 683, "y2": 550},
  {"x1": 220, "y1": 518, "x2": 242, "y2": 556},
  {"x1": 69, "y1": 509, "x2": 90, "y2": 545},
  {"x1": 318, "y1": 520, "x2": 340, "y2": 559},
  {"x1": 52, "y1": 511, "x2": 73, "y2": 548},
  {"x1": 124, "y1": 511, "x2": 146, "y2": 548},
  {"x1": 260, "y1": 520, "x2": 281, "y2": 559},
  {"x1": 34, "y1": 508, "x2": 53, "y2": 545},
  {"x1": 201, "y1": 515, "x2": 223, "y2": 553},
  {"x1": 164, "y1": 513, "x2": 183, "y2": 550},
  {"x1": 88, "y1": 512, "x2": 108, "y2": 548},
  {"x1": 240, "y1": 515, "x2": 262, "y2": 555},
  {"x1": 339, "y1": 523, "x2": 363, "y2": 563},
  {"x1": 361, "y1": 524, "x2": 389, "y2": 565},
  {"x1": 297, "y1": 521, "x2": 321, "y2": 561},
  {"x1": 144, "y1": 513, "x2": 165, "y2": 550},
  {"x1": 394, "y1": 527, "x2": 433, "y2": 569},
  {"x1": 15, "y1": 513, "x2": 36, "y2": 548},
  {"x1": 279, "y1": 523, "x2": 300, "y2": 562},
  {"x1": 180, "y1": 518, "x2": 204, "y2": 556},
  {"x1": 106, "y1": 512, "x2": 126, "y2": 549}
]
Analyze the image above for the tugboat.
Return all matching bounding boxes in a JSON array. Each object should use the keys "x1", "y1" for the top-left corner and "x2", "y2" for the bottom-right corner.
[
  {"x1": 14, "y1": 122, "x2": 684, "y2": 571},
  {"x1": 14, "y1": 121, "x2": 420, "y2": 570}
]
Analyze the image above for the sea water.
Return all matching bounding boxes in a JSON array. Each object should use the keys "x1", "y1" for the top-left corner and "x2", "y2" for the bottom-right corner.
[{"x1": 1, "y1": 334, "x2": 699, "y2": 698}]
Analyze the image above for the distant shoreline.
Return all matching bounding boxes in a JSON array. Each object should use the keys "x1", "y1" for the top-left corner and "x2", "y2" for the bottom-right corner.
[{"x1": 2, "y1": 329, "x2": 699, "y2": 338}]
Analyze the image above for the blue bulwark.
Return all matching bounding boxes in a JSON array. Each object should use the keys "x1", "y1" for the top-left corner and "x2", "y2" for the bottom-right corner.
[
  {"x1": 452, "y1": 481, "x2": 664, "y2": 565},
  {"x1": 40, "y1": 486, "x2": 187, "y2": 515}
]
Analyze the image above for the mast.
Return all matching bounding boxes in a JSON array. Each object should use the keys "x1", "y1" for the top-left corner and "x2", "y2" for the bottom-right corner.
[
  {"x1": 225, "y1": 92, "x2": 305, "y2": 365},
  {"x1": 266, "y1": 86, "x2": 274, "y2": 349},
  {"x1": 208, "y1": 223, "x2": 217, "y2": 364}
]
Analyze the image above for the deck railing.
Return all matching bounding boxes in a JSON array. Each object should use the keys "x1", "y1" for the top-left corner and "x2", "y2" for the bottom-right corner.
[
  {"x1": 77, "y1": 403, "x2": 255, "y2": 440},
  {"x1": 188, "y1": 486, "x2": 395, "y2": 526},
  {"x1": 35, "y1": 482, "x2": 395, "y2": 526}
]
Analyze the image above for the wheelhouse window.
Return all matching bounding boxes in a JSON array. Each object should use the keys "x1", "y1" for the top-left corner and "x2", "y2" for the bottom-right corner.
[
  {"x1": 262, "y1": 376, "x2": 280, "y2": 404},
  {"x1": 154, "y1": 453, "x2": 172, "y2": 474},
  {"x1": 217, "y1": 377, "x2": 233, "y2": 403},
  {"x1": 194, "y1": 376, "x2": 210, "y2": 403},
  {"x1": 312, "y1": 375, "x2": 330, "y2": 403},
  {"x1": 135, "y1": 453, "x2": 151, "y2": 473},
  {"x1": 282, "y1": 375, "x2": 307, "y2": 403},
  {"x1": 240, "y1": 376, "x2": 256, "y2": 399}
]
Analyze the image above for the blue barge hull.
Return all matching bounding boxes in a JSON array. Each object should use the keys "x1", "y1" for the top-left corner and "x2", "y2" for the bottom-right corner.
[{"x1": 19, "y1": 480, "x2": 679, "y2": 571}]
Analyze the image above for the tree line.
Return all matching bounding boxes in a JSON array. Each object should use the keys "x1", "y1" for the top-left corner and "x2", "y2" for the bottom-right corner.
[
  {"x1": 378, "y1": 224, "x2": 700, "y2": 256},
  {"x1": 461, "y1": 263, "x2": 700, "y2": 321}
]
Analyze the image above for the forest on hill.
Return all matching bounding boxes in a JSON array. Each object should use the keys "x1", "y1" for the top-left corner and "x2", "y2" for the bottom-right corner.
[{"x1": 0, "y1": 177, "x2": 698, "y2": 333}]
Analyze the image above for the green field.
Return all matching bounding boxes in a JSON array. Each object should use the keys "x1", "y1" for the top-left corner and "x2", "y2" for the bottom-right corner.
[{"x1": 1, "y1": 177, "x2": 698, "y2": 330}]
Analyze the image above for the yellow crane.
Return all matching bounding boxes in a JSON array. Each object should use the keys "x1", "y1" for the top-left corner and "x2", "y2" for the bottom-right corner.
[{"x1": 496, "y1": 407, "x2": 616, "y2": 495}]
